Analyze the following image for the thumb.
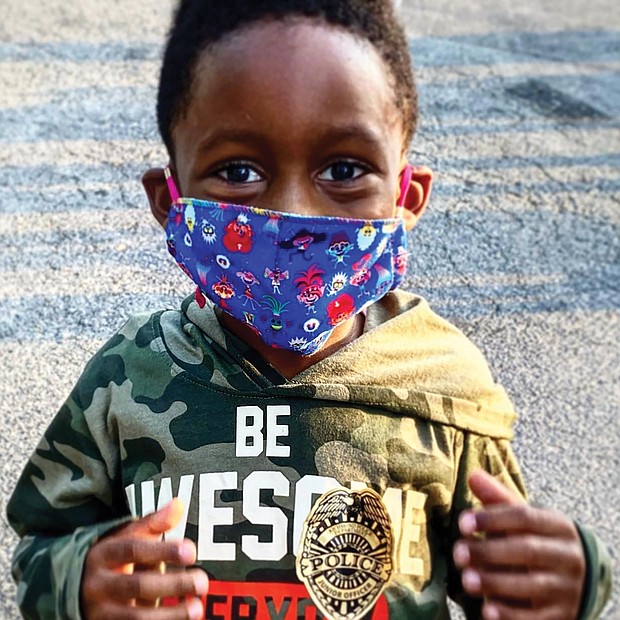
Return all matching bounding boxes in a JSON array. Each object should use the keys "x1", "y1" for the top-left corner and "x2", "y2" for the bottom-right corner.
[
  {"x1": 122, "y1": 498, "x2": 185, "y2": 538},
  {"x1": 468, "y1": 469, "x2": 523, "y2": 507}
]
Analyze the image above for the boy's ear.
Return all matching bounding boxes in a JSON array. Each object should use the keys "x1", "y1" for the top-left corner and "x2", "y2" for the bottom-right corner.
[
  {"x1": 142, "y1": 167, "x2": 173, "y2": 228},
  {"x1": 399, "y1": 165, "x2": 433, "y2": 231}
]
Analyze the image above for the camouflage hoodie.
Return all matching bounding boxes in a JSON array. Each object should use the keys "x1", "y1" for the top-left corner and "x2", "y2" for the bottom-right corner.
[{"x1": 7, "y1": 290, "x2": 611, "y2": 620}]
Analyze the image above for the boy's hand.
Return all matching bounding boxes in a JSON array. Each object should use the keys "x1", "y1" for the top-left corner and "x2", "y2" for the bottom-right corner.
[
  {"x1": 82, "y1": 498, "x2": 208, "y2": 620},
  {"x1": 453, "y1": 470, "x2": 586, "y2": 620}
]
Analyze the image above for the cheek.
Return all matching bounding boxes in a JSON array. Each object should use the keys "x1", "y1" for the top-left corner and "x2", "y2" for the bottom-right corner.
[
  {"x1": 352, "y1": 158, "x2": 404, "y2": 220},
  {"x1": 344, "y1": 193, "x2": 399, "y2": 220}
]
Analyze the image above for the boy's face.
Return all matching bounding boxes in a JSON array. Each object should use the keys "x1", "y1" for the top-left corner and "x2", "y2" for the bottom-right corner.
[{"x1": 146, "y1": 18, "x2": 431, "y2": 228}]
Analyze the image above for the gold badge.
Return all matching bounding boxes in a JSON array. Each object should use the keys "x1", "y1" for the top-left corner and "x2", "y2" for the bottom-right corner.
[{"x1": 296, "y1": 487, "x2": 394, "y2": 620}]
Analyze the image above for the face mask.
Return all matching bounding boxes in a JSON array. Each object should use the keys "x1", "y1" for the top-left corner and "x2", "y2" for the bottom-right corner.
[{"x1": 163, "y1": 166, "x2": 412, "y2": 355}]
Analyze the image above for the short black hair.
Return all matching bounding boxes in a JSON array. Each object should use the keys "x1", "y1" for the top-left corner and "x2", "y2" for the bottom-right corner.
[{"x1": 157, "y1": 0, "x2": 417, "y2": 157}]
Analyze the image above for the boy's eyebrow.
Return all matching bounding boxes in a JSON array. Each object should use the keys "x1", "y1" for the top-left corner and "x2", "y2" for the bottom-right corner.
[
  {"x1": 195, "y1": 127, "x2": 272, "y2": 154},
  {"x1": 316, "y1": 124, "x2": 386, "y2": 150},
  {"x1": 193, "y1": 124, "x2": 386, "y2": 154}
]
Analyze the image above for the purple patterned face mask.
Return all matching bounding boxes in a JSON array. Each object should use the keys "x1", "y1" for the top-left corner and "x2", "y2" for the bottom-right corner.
[{"x1": 163, "y1": 166, "x2": 413, "y2": 355}]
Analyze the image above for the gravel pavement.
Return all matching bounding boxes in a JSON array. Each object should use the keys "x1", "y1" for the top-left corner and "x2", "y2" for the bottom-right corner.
[{"x1": 1, "y1": 1, "x2": 618, "y2": 618}]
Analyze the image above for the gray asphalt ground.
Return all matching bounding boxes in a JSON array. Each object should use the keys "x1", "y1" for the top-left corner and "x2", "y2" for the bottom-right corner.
[{"x1": 0, "y1": 0, "x2": 618, "y2": 618}]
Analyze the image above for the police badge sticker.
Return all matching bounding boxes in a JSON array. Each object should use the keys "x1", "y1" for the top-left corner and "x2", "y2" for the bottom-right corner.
[{"x1": 296, "y1": 487, "x2": 394, "y2": 620}]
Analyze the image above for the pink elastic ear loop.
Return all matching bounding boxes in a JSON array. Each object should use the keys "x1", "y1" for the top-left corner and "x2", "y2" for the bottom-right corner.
[
  {"x1": 164, "y1": 166, "x2": 180, "y2": 203},
  {"x1": 397, "y1": 164, "x2": 414, "y2": 207}
]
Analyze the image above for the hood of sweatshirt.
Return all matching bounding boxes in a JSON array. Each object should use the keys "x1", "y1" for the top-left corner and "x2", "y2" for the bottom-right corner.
[{"x1": 180, "y1": 290, "x2": 516, "y2": 440}]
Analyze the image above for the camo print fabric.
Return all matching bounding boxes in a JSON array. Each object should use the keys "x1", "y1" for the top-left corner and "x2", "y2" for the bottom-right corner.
[{"x1": 7, "y1": 290, "x2": 605, "y2": 620}]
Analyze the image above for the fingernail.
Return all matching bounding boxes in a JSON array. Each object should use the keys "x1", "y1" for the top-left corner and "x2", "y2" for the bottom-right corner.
[
  {"x1": 459, "y1": 511, "x2": 477, "y2": 535},
  {"x1": 462, "y1": 568, "x2": 481, "y2": 593},
  {"x1": 187, "y1": 597, "x2": 204, "y2": 620},
  {"x1": 483, "y1": 603, "x2": 500, "y2": 620},
  {"x1": 453, "y1": 542, "x2": 470, "y2": 567},
  {"x1": 194, "y1": 571, "x2": 210, "y2": 596},
  {"x1": 179, "y1": 542, "x2": 196, "y2": 564}
]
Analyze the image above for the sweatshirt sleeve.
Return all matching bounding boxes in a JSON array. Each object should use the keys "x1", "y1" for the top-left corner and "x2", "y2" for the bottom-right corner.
[
  {"x1": 446, "y1": 432, "x2": 612, "y2": 620},
  {"x1": 6, "y1": 334, "x2": 134, "y2": 620},
  {"x1": 446, "y1": 433, "x2": 527, "y2": 619},
  {"x1": 575, "y1": 522, "x2": 613, "y2": 620}
]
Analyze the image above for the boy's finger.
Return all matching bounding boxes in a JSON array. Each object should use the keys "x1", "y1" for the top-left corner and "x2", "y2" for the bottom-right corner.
[
  {"x1": 88, "y1": 597, "x2": 204, "y2": 620},
  {"x1": 453, "y1": 535, "x2": 583, "y2": 570},
  {"x1": 481, "y1": 600, "x2": 562, "y2": 620},
  {"x1": 99, "y1": 568, "x2": 209, "y2": 602},
  {"x1": 464, "y1": 504, "x2": 578, "y2": 538},
  {"x1": 462, "y1": 567, "x2": 566, "y2": 603},
  {"x1": 467, "y1": 470, "x2": 523, "y2": 507},
  {"x1": 122, "y1": 498, "x2": 186, "y2": 537},
  {"x1": 95, "y1": 538, "x2": 197, "y2": 568}
]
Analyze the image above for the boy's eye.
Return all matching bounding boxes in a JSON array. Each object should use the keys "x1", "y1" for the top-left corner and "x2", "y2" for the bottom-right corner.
[
  {"x1": 215, "y1": 163, "x2": 262, "y2": 184},
  {"x1": 318, "y1": 162, "x2": 367, "y2": 182}
]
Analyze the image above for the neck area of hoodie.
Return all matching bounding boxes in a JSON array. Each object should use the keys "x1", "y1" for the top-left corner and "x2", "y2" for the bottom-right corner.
[{"x1": 180, "y1": 290, "x2": 516, "y2": 440}]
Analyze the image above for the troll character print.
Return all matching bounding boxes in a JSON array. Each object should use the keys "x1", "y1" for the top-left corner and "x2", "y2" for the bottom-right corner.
[
  {"x1": 261, "y1": 295, "x2": 291, "y2": 332},
  {"x1": 356, "y1": 220, "x2": 378, "y2": 251},
  {"x1": 184, "y1": 203, "x2": 196, "y2": 233},
  {"x1": 373, "y1": 264, "x2": 393, "y2": 297},
  {"x1": 393, "y1": 245, "x2": 408, "y2": 277},
  {"x1": 212, "y1": 275, "x2": 236, "y2": 309},
  {"x1": 170, "y1": 202, "x2": 184, "y2": 227},
  {"x1": 200, "y1": 219, "x2": 217, "y2": 244},
  {"x1": 279, "y1": 229, "x2": 326, "y2": 261},
  {"x1": 350, "y1": 254, "x2": 373, "y2": 296},
  {"x1": 236, "y1": 270, "x2": 261, "y2": 309},
  {"x1": 262, "y1": 213, "x2": 281, "y2": 244},
  {"x1": 295, "y1": 264, "x2": 326, "y2": 314},
  {"x1": 326, "y1": 293, "x2": 356, "y2": 326},
  {"x1": 223, "y1": 214, "x2": 254, "y2": 253},
  {"x1": 325, "y1": 231, "x2": 354, "y2": 265},
  {"x1": 197, "y1": 262, "x2": 211, "y2": 286},
  {"x1": 327, "y1": 272, "x2": 348, "y2": 297},
  {"x1": 264, "y1": 267, "x2": 289, "y2": 294}
]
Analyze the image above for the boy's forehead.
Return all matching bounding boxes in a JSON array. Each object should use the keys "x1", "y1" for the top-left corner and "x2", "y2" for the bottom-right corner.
[{"x1": 172, "y1": 18, "x2": 404, "y2": 157}]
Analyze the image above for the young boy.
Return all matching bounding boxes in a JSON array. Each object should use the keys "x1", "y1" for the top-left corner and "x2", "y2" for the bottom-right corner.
[{"x1": 7, "y1": 1, "x2": 612, "y2": 619}]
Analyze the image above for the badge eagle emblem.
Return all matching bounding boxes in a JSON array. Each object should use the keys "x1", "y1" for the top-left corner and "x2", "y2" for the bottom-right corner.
[{"x1": 296, "y1": 487, "x2": 394, "y2": 620}]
